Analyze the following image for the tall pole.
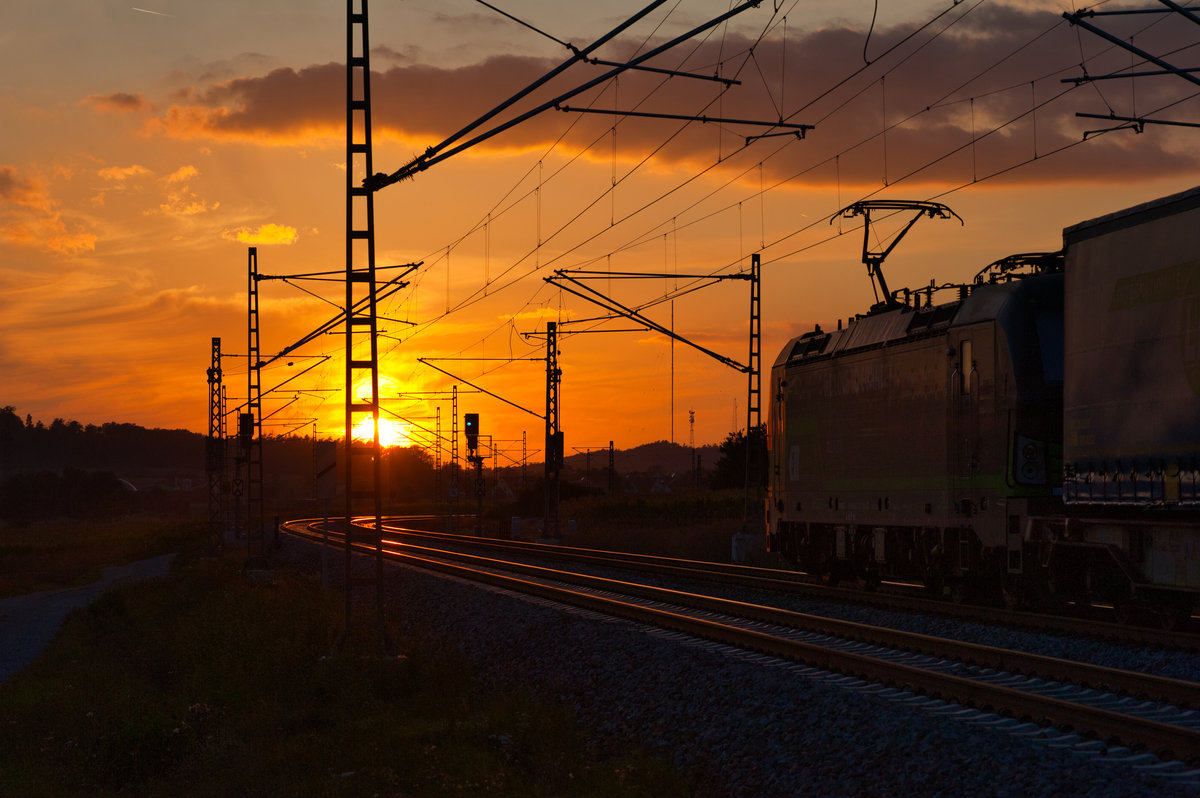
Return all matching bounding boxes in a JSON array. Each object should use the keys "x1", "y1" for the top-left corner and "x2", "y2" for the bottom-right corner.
[
  {"x1": 450, "y1": 385, "x2": 460, "y2": 531},
  {"x1": 221, "y1": 383, "x2": 232, "y2": 534},
  {"x1": 434, "y1": 405, "x2": 441, "y2": 510},
  {"x1": 544, "y1": 321, "x2": 561, "y2": 540},
  {"x1": 608, "y1": 440, "x2": 615, "y2": 493},
  {"x1": 246, "y1": 248, "x2": 266, "y2": 559},
  {"x1": 689, "y1": 408, "x2": 697, "y2": 489},
  {"x1": 344, "y1": 0, "x2": 385, "y2": 640},
  {"x1": 206, "y1": 336, "x2": 225, "y2": 551},
  {"x1": 744, "y1": 253, "x2": 762, "y2": 526}
]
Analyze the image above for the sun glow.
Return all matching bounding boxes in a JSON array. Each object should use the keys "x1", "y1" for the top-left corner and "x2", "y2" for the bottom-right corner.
[{"x1": 350, "y1": 416, "x2": 411, "y2": 448}]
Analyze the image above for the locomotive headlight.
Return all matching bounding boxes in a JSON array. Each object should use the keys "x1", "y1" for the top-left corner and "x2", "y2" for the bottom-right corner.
[{"x1": 1016, "y1": 435, "x2": 1046, "y2": 485}]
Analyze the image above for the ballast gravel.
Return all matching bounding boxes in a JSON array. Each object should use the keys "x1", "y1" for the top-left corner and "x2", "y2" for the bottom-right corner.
[{"x1": 277, "y1": 540, "x2": 1198, "y2": 797}]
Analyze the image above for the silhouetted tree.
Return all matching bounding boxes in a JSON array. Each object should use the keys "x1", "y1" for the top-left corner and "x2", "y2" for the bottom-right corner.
[
  {"x1": 383, "y1": 445, "x2": 437, "y2": 505},
  {"x1": 708, "y1": 424, "x2": 768, "y2": 490}
]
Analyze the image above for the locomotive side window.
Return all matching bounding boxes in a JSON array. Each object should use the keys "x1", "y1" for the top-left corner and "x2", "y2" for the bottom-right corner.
[{"x1": 1035, "y1": 311, "x2": 1064, "y2": 383}]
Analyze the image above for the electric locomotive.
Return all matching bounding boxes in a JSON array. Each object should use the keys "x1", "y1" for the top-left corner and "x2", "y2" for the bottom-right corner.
[{"x1": 766, "y1": 189, "x2": 1200, "y2": 625}]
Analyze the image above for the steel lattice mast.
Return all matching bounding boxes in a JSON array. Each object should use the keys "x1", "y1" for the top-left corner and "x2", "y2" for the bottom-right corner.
[
  {"x1": 450, "y1": 385, "x2": 460, "y2": 531},
  {"x1": 206, "y1": 336, "x2": 225, "y2": 550},
  {"x1": 544, "y1": 322, "x2": 562, "y2": 540},
  {"x1": 744, "y1": 253, "x2": 762, "y2": 525},
  {"x1": 246, "y1": 247, "x2": 266, "y2": 559},
  {"x1": 343, "y1": 0, "x2": 385, "y2": 639}
]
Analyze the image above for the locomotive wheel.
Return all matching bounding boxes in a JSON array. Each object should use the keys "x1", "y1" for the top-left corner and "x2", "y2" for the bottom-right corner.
[
  {"x1": 921, "y1": 564, "x2": 946, "y2": 598},
  {"x1": 817, "y1": 563, "x2": 839, "y2": 587},
  {"x1": 806, "y1": 543, "x2": 838, "y2": 586},
  {"x1": 917, "y1": 533, "x2": 944, "y2": 598},
  {"x1": 853, "y1": 561, "x2": 880, "y2": 592},
  {"x1": 947, "y1": 581, "x2": 966, "y2": 604},
  {"x1": 1001, "y1": 581, "x2": 1022, "y2": 611},
  {"x1": 1158, "y1": 603, "x2": 1189, "y2": 631},
  {"x1": 852, "y1": 532, "x2": 879, "y2": 591}
]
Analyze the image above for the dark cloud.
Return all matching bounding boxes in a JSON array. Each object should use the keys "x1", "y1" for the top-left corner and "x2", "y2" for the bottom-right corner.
[
  {"x1": 83, "y1": 92, "x2": 153, "y2": 113},
  {"x1": 142, "y1": 3, "x2": 1200, "y2": 185},
  {"x1": 0, "y1": 165, "x2": 53, "y2": 212},
  {"x1": 430, "y1": 11, "x2": 507, "y2": 29},
  {"x1": 372, "y1": 44, "x2": 422, "y2": 65}
]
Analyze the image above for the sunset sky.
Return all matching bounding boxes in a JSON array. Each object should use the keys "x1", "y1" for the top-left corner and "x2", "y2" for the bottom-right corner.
[{"x1": 3, "y1": 1, "x2": 1198, "y2": 460}]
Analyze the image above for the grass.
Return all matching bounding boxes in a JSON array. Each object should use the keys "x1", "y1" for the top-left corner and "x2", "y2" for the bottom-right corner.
[
  {"x1": 0, "y1": 515, "x2": 203, "y2": 598},
  {"x1": 0, "y1": 524, "x2": 687, "y2": 796}
]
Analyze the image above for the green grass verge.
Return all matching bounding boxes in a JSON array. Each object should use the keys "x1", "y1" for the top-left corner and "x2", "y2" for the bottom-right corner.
[
  {"x1": 0, "y1": 548, "x2": 687, "y2": 796},
  {"x1": 0, "y1": 515, "x2": 204, "y2": 598}
]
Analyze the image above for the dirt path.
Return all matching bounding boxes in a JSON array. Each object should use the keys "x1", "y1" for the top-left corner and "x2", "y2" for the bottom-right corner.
[{"x1": 0, "y1": 553, "x2": 176, "y2": 684}]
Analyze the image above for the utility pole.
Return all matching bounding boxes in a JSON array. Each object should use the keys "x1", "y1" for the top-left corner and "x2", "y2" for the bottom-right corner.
[
  {"x1": 748, "y1": 253, "x2": 761, "y2": 434},
  {"x1": 450, "y1": 385, "x2": 460, "y2": 531},
  {"x1": 222, "y1": 383, "x2": 233, "y2": 534},
  {"x1": 544, "y1": 321, "x2": 562, "y2": 541},
  {"x1": 573, "y1": 445, "x2": 610, "y2": 489},
  {"x1": 206, "y1": 337, "x2": 225, "y2": 551},
  {"x1": 608, "y1": 440, "x2": 615, "y2": 493},
  {"x1": 246, "y1": 248, "x2": 266, "y2": 561},
  {"x1": 343, "y1": 0, "x2": 386, "y2": 644},
  {"x1": 465, "y1": 414, "x2": 483, "y2": 535},
  {"x1": 689, "y1": 408, "x2": 697, "y2": 489},
  {"x1": 434, "y1": 406, "x2": 441, "y2": 508},
  {"x1": 545, "y1": 265, "x2": 763, "y2": 504},
  {"x1": 744, "y1": 253, "x2": 761, "y2": 526}
]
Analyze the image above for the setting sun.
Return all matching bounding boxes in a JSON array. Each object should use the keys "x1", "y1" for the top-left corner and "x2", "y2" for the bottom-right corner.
[
  {"x1": 351, "y1": 416, "x2": 411, "y2": 449},
  {"x1": 3, "y1": 2, "x2": 1198, "y2": 452}
]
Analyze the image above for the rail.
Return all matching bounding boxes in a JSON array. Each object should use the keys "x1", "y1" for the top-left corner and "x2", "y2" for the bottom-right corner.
[{"x1": 282, "y1": 518, "x2": 1200, "y2": 764}]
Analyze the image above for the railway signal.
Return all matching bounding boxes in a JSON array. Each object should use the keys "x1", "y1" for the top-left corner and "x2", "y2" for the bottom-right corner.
[{"x1": 465, "y1": 413, "x2": 479, "y2": 453}]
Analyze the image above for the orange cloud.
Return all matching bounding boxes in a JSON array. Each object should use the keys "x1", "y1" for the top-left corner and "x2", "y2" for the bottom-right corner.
[
  {"x1": 222, "y1": 222, "x2": 299, "y2": 245},
  {"x1": 137, "y1": 5, "x2": 1198, "y2": 187},
  {"x1": 153, "y1": 165, "x2": 217, "y2": 216},
  {"x1": 0, "y1": 165, "x2": 96, "y2": 254},
  {"x1": 163, "y1": 164, "x2": 199, "y2": 184},
  {"x1": 98, "y1": 164, "x2": 152, "y2": 182},
  {"x1": 1, "y1": 215, "x2": 96, "y2": 255},
  {"x1": 0, "y1": 283, "x2": 252, "y2": 430},
  {"x1": 84, "y1": 91, "x2": 154, "y2": 113}
]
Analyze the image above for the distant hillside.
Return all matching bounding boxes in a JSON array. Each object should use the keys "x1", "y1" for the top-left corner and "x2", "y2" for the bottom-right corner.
[
  {"x1": 563, "y1": 439, "x2": 720, "y2": 476},
  {"x1": 1, "y1": 407, "x2": 725, "y2": 484},
  {"x1": 0, "y1": 406, "x2": 315, "y2": 490}
]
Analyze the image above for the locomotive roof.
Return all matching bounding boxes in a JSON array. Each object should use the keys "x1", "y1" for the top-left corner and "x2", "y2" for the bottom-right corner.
[{"x1": 775, "y1": 274, "x2": 1060, "y2": 368}]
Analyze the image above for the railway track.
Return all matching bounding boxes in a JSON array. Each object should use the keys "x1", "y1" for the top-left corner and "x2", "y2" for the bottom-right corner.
[
  {"x1": 282, "y1": 518, "x2": 1200, "y2": 767},
  {"x1": 376, "y1": 520, "x2": 1200, "y2": 652}
]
